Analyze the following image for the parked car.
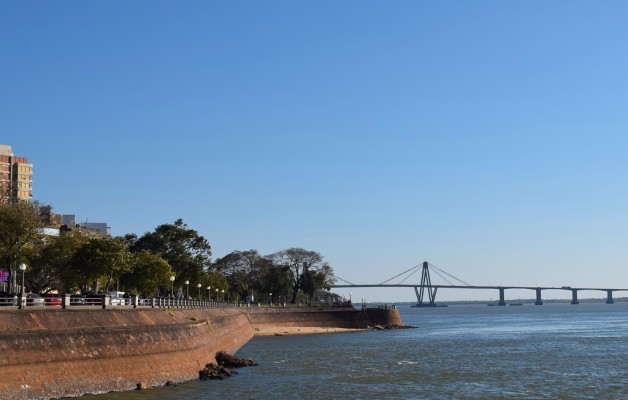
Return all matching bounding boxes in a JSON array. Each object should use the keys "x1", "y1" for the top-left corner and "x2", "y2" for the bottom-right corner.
[
  {"x1": 43, "y1": 293, "x2": 62, "y2": 306},
  {"x1": 0, "y1": 291, "x2": 18, "y2": 306},
  {"x1": 108, "y1": 291, "x2": 126, "y2": 306},
  {"x1": 26, "y1": 293, "x2": 45, "y2": 306}
]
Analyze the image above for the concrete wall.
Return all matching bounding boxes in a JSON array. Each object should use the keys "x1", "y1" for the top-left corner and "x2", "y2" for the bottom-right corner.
[
  {"x1": 0, "y1": 306, "x2": 402, "y2": 400},
  {"x1": 247, "y1": 306, "x2": 403, "y2": 329}
]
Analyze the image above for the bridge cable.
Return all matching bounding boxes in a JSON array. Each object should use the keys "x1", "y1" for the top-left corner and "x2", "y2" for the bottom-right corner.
[
  {"x1": 429, "y1": 268, "x2": 455, "y2": 286},
  {"x1": 428, "y1": 263, "x2": 472, "y2": 286},
  {"x1": 333, "y1": 276, "x2": 356, "y2": 286},
  {"x1": 398, "y1": 267, "x2": 421, "y2": 284},
  {"x1": 379, "y1": 264, "x2": 422, "y2": 285}
]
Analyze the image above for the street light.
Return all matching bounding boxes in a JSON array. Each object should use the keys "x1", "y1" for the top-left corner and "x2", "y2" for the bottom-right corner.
[
  {"x1": 18, "y1": 263, "x2": 26, "y2": 295},
  {"x1": 221, "y1": 289, "x2": 224, "y2": 301},
  {"x1": 169, "y1": 276, "x2": 175, "y2": 297},
  {"x1": 197, "y1": 283, "x2": 201, "y2": 299},
  {"x1": 185, "y1": 280, "x2": 189, "y2": 299},
  {"x1": 215, "y1": 288, "x2": 218, "y2": 301},
  {"x1": 269, "y1": 292, "x2": 272, "y2": 306},
  {"x1": 206, "y1": 286, "x2": 211, "y2": 301}
]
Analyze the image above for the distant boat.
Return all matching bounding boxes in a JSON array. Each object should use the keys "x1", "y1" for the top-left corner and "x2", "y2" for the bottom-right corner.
[{"x1": 509, "y1": 303, "x2": 523, "y2": 306}]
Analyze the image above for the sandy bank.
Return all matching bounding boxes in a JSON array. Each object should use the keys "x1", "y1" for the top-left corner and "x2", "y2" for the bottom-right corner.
[{"x1": 254, "y1": 326, "x2": 368, "y2": 336}]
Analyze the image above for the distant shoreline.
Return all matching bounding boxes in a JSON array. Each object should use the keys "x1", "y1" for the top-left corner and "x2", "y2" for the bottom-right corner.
[{"x1": 389, "y1": 298, "x2": 628, "y2": 306}]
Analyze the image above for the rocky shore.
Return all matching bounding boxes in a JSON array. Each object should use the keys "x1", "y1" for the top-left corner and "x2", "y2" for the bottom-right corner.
[
  {"x1": 370, "y1": 323, "x2": 417, "y2": 330},
  {"x1": 199, "y1": 351, "x2": 258, "y2": 380}
]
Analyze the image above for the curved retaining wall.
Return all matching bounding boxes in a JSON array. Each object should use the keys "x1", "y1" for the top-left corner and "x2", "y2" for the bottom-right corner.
[{"x1": 0, "y1": 306, "x2": 402, "y2": 400}]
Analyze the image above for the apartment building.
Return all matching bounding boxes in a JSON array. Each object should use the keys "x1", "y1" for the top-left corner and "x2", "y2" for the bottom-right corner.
[{"x1": 0, "y1": 144, "x2": 32, "y2": 202}]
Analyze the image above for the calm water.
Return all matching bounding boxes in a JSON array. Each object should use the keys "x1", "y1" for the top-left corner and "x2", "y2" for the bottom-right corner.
[{"x1": 82, "y1": 303, "x2": 627, "y2": 399}]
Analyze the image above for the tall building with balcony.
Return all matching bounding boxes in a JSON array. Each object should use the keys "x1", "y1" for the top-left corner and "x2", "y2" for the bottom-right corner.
[{"x1": 0, "y1": 145, "x2": 33, "y2": 202}]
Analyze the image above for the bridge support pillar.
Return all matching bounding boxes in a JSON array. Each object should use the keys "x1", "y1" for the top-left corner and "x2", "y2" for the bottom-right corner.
[
  {"x1": 570, "y1": 289, "x2": 579, "y2": 305},
  {"x1": 535, "y1": 289, "x2": 543, "y2": 305},
  {"x1": 498, "y1": 288, "x2": 506, "y2": 306},
  {"x1": 606, "y1": 290, "x2": 614, "y2": 304}
]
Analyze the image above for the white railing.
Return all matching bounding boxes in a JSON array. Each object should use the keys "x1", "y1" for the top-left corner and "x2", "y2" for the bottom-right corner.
[{"x1": 0, "y1": 293, "x2": 246, "y2": 310}]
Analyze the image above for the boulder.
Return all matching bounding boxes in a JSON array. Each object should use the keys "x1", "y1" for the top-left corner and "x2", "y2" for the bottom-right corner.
[
  {"x1": 199, "y1": 363, "x2": 237, "y2": 380},
  {"x1": 199, "y1": 351, "x2": 258, "y2": 380},
  {"x1": 216, "y1": 351, "x2": 258, "y2": 367},
  {"x1": 370, "y1": 324, "x2": 417, "y2": 330}
]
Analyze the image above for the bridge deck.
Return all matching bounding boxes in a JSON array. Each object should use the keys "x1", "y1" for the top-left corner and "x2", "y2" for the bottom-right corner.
[{"x1": 332, "y1": 284, "x2": 628, "y2": 291}]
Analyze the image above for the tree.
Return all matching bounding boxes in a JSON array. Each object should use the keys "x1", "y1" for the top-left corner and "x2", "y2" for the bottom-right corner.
[
  {"x1": 120, "y1": 251, "x2": 172, "y2": 297},
  {"x1": 302, "y1": 262, "x2": 336, "y2": 299},
  {"x1": 72, "y1": 237, "x2": 132, "y2": 294},
  {"x1": 25, "y1": 234, "x2": 87, "y2": 293},
  {"x1": 214, "y1": 250, "x2": 264, "y2": 300},
  {"x1": 202, "y1": 271, "x2": 229, "y2": 301},
  {"x1": 267, "y1": 248, "x2": 334, "y2": 303},
  {"x1": 257, "y1": 260, "x2": 291, "y2": 304},
  {"x1": 131, "y1": 219, "x2": 212, "y2": 288},
  {"x1": 0, "y1": 198, "x2": 44, "y2": 292}
]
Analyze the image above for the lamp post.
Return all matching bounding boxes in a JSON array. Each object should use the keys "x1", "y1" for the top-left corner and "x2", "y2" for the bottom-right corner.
[
  {"x1": 169, "y1": 276, "x2": 175, "y2": 298},
  {"x1": 221, "y1": 289, "x2": 224, "y2": 301},
  {"x1": 197, "y1": 283, "x2": 201, "y2": 299},
  {"x1": 215, "y1": 288, "x2": 218, "y2": 301},
  {"x1": 18, "y1": 263, "x2": 26, "y2": 295},
  {"x1": 185, "y1": 280, "x2": 189, "y2": 299},
  {"x1": 206, "y1": 286, "x2": 210, "y2": 301},
  {"x1": 269, "y1": 292, "x2": 272, "y2": 306}
]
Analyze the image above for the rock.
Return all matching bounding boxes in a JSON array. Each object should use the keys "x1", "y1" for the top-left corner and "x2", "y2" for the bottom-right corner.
[
  {"x1": 199, "y1": 351, "x2": 258, "y2": 380},
  {"x1": 384, "y1": 324, "x2": 417, "y2": 329},
  {"x1": 199, "y1": 363, "x2": 237, "y2": 380},
  {"x1": 136, "y1": 382, "x2": 148, "y2": 390},
  {"x1": 165, "y1": 380, "x2": 176, "y2": 387},
  {"x1": 370, "y1": 324, "x2": 417, "y2": 331},
  {"x1": 216, "y1": 351, "x2": 258, "y2": 367}
]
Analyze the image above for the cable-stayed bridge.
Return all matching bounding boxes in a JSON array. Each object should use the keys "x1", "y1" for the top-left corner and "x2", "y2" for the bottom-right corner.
[{"x1": 332, "y1": 261, "x2": 628, "y2": 306}]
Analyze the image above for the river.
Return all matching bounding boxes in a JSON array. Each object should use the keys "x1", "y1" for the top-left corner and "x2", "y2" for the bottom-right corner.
[{"x1": 80, "y1": 302, "x2": 627, "y2": 399}]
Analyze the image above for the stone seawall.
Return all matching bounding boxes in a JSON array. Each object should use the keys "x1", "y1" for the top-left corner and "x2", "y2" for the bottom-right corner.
[
  {"x1": 0, "y1": 306, "x2": 402, "y2": 400},
  {"x1": 247, "y1": 306, "x2": 403, "y2": 329}
]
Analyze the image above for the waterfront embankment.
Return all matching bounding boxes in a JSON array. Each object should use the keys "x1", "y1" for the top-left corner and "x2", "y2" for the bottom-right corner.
[{"x1": 0, "y1": 305, "x2": 402, "y2": 400}]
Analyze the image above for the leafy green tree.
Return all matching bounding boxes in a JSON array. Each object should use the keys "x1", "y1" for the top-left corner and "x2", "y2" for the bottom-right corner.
[
  {"x1": 131, "y1": 219, "x2": 212, "y2": 288},
  {"x1": 72, "y1": 237, "x2": 132, "y2": 293},
  {"x1": 302, "y1": 262, "x2": 336, "y2": 300},
  {"x1": 25, "y1": 234, "x2": 87, "y2": 293},
  {"x1": 214, "y1": 250, "x2": 265, "y2": 300},
  {"x1": 0, "y1": 198, "x2": 44, "y2": 292},
  {"x1": 201, "y1": 271, "x2": 229, "y2": 301},
  {"x1": 257, "y1": 261, "x2": 292, "y2": 304},
  {"x1": 268, "y1": 248, "x2": 334, "y2": 303},
  {"x1": 120, "y1": 251, "x2": 172, "y2": 297}
]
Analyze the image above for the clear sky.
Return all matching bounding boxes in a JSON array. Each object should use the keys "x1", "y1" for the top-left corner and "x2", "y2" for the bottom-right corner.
[{"x1": 2, "y1": 1, "x2": 628, "y2": 302}]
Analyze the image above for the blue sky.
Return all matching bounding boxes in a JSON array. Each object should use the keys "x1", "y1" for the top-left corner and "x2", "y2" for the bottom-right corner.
[{"x1": 2, "y1": 1, "x2": 628, "y2": 302}]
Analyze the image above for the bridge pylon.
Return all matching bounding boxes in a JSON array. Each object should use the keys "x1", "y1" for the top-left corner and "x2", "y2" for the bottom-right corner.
[{"x1": 413, "y1": 261, "x2": 441, "y2": 307}]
